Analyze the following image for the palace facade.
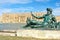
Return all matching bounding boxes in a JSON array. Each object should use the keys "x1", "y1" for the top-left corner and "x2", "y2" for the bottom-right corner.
[{"x1": 0, "y1": 12, "x2": 60, "y2": 23}]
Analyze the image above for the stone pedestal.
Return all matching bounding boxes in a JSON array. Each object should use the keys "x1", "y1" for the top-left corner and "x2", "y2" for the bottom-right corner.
[{"x1": 17, "y1": 30, "x2": 60, "y2": 39}]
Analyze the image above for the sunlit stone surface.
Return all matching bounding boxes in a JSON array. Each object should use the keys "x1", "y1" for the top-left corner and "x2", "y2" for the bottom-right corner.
[{"x1": 17, "y1": 30, "x2": 60, "y2": 39}]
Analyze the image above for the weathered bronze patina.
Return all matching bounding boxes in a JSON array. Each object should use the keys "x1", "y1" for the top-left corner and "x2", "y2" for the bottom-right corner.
[{"x1": 24, "y1": 8, "x2": 60, "y2": 29}]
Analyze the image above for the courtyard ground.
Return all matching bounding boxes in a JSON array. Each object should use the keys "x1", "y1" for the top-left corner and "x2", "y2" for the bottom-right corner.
[{"x1": 0, "y1": 36, "x2": 59, "y2": 40}]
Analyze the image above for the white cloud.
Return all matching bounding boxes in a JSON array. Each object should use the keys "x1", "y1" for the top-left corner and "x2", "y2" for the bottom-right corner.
[
  {"x1": 56, "y1": 2, "x2": 60, "y2": 7},
  {"x1": 0, "y1": 9, "x2": 12, "y2": 15},
  {"x1": 1, "y1": 9, "x2": 12, "y2": 13},
  {"x1": 35, "y1": 0, "x2": 50, "y2": 2},
  {"x1": 53, "y1": 7, "x2": 60, "y2": 16},
  {"x1": 0, "y1": 0, "x2": 50, "y2": 4},
  {"x1": 0, "y1": 0, "x2": 33, "y2": 4},
  {"x1": 0, "y1": 7, "x2": 34, "y2": 15}
]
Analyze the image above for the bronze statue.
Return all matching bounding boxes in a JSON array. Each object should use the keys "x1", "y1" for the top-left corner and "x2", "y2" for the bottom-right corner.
[{"x1": 24, "y1": 8, "x2": 60, "y2": 29}]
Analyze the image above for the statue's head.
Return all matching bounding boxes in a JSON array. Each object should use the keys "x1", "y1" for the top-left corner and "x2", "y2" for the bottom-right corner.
[
  {"x1": 46, "y1": 8, "x2": 52, "y2": 15},
  {"x1": 46, "y1": 8, "x2": 52, "y2": 12}
]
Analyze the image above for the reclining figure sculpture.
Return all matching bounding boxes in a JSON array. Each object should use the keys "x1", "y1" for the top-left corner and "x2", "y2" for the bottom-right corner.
[{"x1": 24, "y1": 8, "x2": 60, "y2": 29}]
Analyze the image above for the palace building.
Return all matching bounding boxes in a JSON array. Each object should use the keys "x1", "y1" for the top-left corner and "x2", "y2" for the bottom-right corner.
[{"x1": 0, "y1": 12, "x2": 60, "y2": 23}]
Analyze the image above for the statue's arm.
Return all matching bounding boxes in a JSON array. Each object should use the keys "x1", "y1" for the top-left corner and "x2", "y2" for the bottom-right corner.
[{"x1": 31, "y1": 13, "x2": 44, "y2": 19}]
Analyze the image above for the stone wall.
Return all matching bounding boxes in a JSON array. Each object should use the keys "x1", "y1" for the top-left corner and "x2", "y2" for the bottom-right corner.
[
  {"x1": 0, "y1": 12, "x2": 60, "y2": 23},
  {"x1": 0, "y1": 32, "x2": 16, "y2": 36},
  {"x1": 0, "y1": 30, "x2": 16, "y2": 36}
]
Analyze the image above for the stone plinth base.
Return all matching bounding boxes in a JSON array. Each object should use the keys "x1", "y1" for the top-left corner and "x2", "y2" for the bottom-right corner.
[{"x1": 17, "y1": 30, "x2": 60, "y2": 39}]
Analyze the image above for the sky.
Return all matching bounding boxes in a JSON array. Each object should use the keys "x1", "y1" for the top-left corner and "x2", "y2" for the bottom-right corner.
[{"x1": 0, "y1": 0, "x2": 60, "y2": 16}]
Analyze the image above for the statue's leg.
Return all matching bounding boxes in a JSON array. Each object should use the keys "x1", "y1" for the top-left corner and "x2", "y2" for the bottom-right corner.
[
  {"x1": 42, "y1": 22, "x2": 48, "y2": 28},
  {"x1": 24, "y1": 17, "x2": 37, "y2": 27},
  {"x1": 52, "y1": 22, "x2": 57, "y2": 29},
  {"x1": 57, "y1": 22, "x2": 60, "y2": 29},
  {"x1": 24, "y1": 17, "x2": 31, "y2": 27},
  {"x1": 55, "y1": 23, "x2": 57, "y2": 29}
]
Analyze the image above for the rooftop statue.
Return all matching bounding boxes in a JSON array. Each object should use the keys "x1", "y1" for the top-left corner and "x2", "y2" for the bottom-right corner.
[{"x1": 24, "y1": 8, "x2": 60, "y2": 30}]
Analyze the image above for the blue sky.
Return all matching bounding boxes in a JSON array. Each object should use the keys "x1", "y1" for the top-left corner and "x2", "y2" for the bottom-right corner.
[{"x1": 0, "y1": 0, "x2": 60, "y2": 16}]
